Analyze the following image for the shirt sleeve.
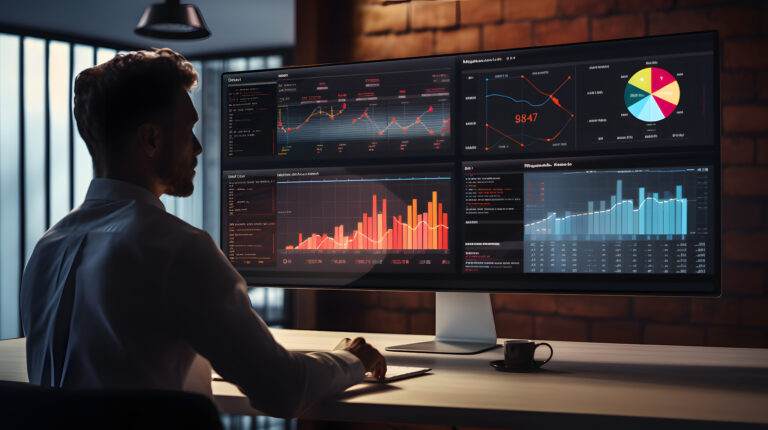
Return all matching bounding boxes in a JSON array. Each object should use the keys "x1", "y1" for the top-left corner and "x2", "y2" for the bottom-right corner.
[{"x1": 162, "y1": 229, "x2": 366, "y2": 418}]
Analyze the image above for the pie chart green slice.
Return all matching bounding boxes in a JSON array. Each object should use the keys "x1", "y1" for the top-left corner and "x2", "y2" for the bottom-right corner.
[{"x1": 624, "y1": 83, "x2": 649, "y2": 108}]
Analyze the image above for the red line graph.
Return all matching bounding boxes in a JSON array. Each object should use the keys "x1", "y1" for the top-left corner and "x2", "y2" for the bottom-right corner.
[
  {"x1": 485, "y1": 74, "x2": 574, "y2": 151},
  {"x1": 520, "y1": 75, "x2": 573, "y2": 116},
  {"x1": 278, "y1": 103, "x2": 347, "y2": 133},
  {"x1": 352, "y1": 105, "x2": 449, "y2": 136}
]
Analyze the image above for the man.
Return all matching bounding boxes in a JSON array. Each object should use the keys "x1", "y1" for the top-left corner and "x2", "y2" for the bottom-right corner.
[{"x1": 20, "y1": 48, "x2": 386, "y2": 418}]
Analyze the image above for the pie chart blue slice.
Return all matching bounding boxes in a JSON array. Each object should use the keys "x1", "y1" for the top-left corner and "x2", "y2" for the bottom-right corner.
[
  {"x1": 639, "y1": 94, "x2": 665, "y2": 122},
  {"x1": 627, "y1": 94, "x2": 650, "y2": 119}
]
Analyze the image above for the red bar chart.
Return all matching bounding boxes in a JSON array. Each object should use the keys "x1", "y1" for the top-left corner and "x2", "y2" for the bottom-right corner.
[{"x1": 286, "y1": 191, "x2": 449, "y2": 250}]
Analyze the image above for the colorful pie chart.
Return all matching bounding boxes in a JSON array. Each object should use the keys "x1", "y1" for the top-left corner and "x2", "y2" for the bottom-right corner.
[{"x1": 624, "y1": 67, "x2": 680, "y2": 122}]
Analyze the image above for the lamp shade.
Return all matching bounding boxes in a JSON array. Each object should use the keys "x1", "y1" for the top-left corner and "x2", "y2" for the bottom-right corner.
[{"x1": 135, "y1": 0, "x2": 211, "y2": 40}]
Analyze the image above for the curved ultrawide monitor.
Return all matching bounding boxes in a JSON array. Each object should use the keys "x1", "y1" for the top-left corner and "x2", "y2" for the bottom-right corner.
[{"x1": 220, "y1": 32, "x2": 720, "y2": 295}]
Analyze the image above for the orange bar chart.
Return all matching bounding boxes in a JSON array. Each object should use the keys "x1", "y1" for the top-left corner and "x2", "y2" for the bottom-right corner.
[{"x1": 287, "y1": 192, "x2": 449, "y2": 250}]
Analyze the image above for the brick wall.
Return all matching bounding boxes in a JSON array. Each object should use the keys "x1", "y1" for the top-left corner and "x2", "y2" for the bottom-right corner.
[{"x1": 294, "y1": 0, "x2": 768, "y2": 347}]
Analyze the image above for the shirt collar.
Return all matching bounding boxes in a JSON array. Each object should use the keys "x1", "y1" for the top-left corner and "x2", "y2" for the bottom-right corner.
[{"x1": 84, "y1": 178, "x2": 166, "y2": 211}]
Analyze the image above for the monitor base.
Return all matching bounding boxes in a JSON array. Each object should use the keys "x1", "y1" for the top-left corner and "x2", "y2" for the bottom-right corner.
[
  {"x1": 386, "y1": 340, "x2": 499, "y2": 354},
  {"x1": 386, "y1": 292, "x2": 498, "y2": 355}
]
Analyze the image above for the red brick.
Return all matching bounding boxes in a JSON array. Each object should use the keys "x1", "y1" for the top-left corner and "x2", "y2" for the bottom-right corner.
[
  {"x1": 411, "y1": 0, "x2": 457, "y2": 30},
  {"x1": 723, "y1": 106, "x2": 768, "y2": 133},
  {"x1": 353, "y1": 32, "x2": 434, "y2": 60},
  {"x1": 742, "y1": 298, "x2": 768, "y2": 326},
  {"x1": 503, "y1": 0, "x2": 557, "y2": 21},
  {"x1": 648, "y1": 10, "x2": 711, "y2": 36},
  {"x1": 723, "y1": 199, "x2": 762, "y2": 231},
  {"x1": 357, "y1": 3, "x2": 409, "y2": 34},
  {"x1": 482, "y1": 22, "x2": 532, "y2": 50},
  {"x1": 723, "y1": 167, "x2": 768, "y2": 197},
  {"x1": 709, "y1": 7, "x2": 762, "y2": 37},
  {"x1": 494, "y1": 312, "x2": 535, "y2": 339},
  {"x1": 436, "y1": 27, "x2": 481, "y2": 54},
  {"x1": 534, "y1": 316, "x2": 589, "y2": 341},
  {"x1": 723, "y1": 232, "x2": 768, "y2": 262},
  {"x1": 380, "y1": 291, "x2": 423, "y2": 310},
  {"x1": 388, "y1": 31, "x2": 434, "y2": 58},
  {"x1": 616, "y1": 0, "x2": 673, "y2": 12},
  {"x1": 555, "y1": 296, "x2": 631, "y2": 318},
  {"x1": 492, "y1": 293, "x2": 557, "y2": 313},
  {"x1": 690, "y1": 298, "x2": 742, "y2": 325},
  {"x1": 408, "y1": 311, "x2": 435, "y2": 334},
  {"x1": 758, "y1": 138, "x2": 768, "y2": 164},
  {"x1": 643, "y1": 323, "x2": 705, "y2": 346},
  {"x1": 723, "y1": 264, "x2": 766, "y2": 295},
  {"x1": 591, "y1": 321, "x2": 642, "y2": 344},
  {"x1": 560, "y1": 0, "x2": 615, "y2": 17},
  {"x1": 724, "y1": 40, "x2": 768, "y2": 70},
  {"x1": 534, "y1": 18, "x2": 589, "y2": 46},
  {"x1": 760, "y1": 73, "x2": 768, "y2": 101},
  {"x1": 591, "y1": 14, "x2": 646, "y2": 41},
  {"x1": 362, "y1": 309, "x2": 409, "y2": 333},
  {"x1": 722, "y1": 136, "x2": 755, "y2": 164},
  {"x1": 721, "y1": 72, "x2": 755, "y2": 103},
  {"x1": 707, "y1": 326, "x2": 766, "y2": 348},
  {"x1": 352, "y1": 34, "x2": 391, "y2": 61},
  {"x1": 460, "y1": 0, "x2": 502, "y2": 25},
  {"x1": 633, "y1": 297, "x2": 688, "y2": 323}
]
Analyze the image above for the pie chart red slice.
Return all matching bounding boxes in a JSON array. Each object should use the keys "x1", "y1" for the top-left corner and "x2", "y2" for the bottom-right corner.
[
  {"x1": 651, "y1": 67, "x2": 675, "y2": 93},
  {"x1": 653, "y1": 95, "x2": 677, "y2": 118}
]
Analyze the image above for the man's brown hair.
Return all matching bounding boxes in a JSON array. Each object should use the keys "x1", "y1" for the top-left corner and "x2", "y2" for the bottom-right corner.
[{"x1": 73, "y1": 48, "x2": 197, "y2": 172}]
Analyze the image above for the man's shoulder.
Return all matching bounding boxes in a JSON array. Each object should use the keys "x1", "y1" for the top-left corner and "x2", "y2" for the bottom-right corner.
[{"x1": 48, "y1": 199, "x2": 215, "y2": 252}]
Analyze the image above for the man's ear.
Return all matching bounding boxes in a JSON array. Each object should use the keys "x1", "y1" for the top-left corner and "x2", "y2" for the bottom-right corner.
[{"x1": 137, "y1": 122, "x2": 161, "y2": 158}]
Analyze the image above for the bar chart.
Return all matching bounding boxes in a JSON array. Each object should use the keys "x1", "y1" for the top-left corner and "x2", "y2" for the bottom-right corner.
[
  {"x1": 522, "y1": 166, "x2": 712, "y2": 274},
  {"x1": 525, "y1": 180, "x2": 688, "y2": 239},
  {"x1": 274, "y1": 166, "x2": 454, "y2": 272},
  {"x1": 523, "y1": 168, "x2": 704, "y2": 241},
  {"x1": 286, "y1": 191, "x2": 449, "y2": 251}
]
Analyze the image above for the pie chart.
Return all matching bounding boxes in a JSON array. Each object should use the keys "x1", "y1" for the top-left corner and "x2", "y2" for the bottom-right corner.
[{"x1": 624, "y1": 67, "x2": 680, "y2": 122}]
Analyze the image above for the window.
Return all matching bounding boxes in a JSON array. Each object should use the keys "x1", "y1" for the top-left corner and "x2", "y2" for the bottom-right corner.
[{"x1": 0, "y1": 30, "x2": 289, "y2": 338}]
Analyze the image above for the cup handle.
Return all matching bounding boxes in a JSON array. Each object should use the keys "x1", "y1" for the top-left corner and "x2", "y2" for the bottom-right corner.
[{"x1": 533, "y1": 342, "x2": 553, "y2": 367}]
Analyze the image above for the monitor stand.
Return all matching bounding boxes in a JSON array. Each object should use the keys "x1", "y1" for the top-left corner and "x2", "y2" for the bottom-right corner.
[{"x1": 386, "y1": 292, "x2": 499, "y2": 354}]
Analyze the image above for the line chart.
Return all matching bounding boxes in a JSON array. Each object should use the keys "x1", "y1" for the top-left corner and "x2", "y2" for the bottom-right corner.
[
  {"x1": 352, "y1": 105, "x2": 449, "y2": 136},
  {"x1": 480, "y1": 68, "x2": 575, "y2": 153},
  {"x1": 274, "y1": 67, "x2": 452, "y2": 159},
  {"x1": 278, "y1": 103, "x2": 347, "y2": 133}
]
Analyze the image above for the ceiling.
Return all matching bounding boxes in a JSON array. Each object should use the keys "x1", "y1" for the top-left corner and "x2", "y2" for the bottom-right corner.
[{"x1": 0, "y1": 0, "x2": 295, "y2": 57}]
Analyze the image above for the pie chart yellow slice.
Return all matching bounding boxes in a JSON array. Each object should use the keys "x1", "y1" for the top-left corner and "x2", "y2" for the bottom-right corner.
[
  {"x1": 653, "y1": 80, "x2": 680, "y2": 105},
  {"x1": 627, "y1": 68, "x2": 652, "y2": 94}
]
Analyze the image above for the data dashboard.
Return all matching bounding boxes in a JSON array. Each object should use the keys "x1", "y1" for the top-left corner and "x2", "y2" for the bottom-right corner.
[{"x1": 220, "y1": 32, "x2": 719, "y2": 293}]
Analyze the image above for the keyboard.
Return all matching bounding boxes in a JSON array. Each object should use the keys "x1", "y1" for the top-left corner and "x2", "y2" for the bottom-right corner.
[{"x1": 364, "y1": 365, "x2": 431, "y2": 383}]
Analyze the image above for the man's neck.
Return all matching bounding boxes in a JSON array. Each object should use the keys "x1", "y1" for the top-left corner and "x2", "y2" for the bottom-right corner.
[{"x1": 95, "y1": 171, "x2": 164, "y2": 198}]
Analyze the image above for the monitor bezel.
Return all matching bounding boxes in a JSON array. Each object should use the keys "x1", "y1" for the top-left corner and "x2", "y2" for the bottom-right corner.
[{"x1": 219, "y1": 31, "x2": 721, "y2": 297}]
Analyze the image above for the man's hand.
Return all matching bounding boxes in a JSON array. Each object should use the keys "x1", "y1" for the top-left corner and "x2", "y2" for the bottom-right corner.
[{"x1": 334, "y1": 337, "x2": 387, "y2": 380}]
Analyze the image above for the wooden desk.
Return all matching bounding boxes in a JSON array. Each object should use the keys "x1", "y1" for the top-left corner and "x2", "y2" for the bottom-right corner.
[{"x1": 2, "y1": 330, "x2": 768, "y2": 429}]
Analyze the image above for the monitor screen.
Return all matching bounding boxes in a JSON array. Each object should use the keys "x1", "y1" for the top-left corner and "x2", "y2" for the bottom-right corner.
[{"x1": 220, "y1": 32, "x2": 719, "y2": 295}]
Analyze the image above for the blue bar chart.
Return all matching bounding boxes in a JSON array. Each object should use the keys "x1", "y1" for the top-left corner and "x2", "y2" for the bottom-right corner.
[
  {"x1": 525, "y1": 179, "x2": 688, "y2": 240},
  {"x1": 522, "y1": 166, "x2": 712, "y2": 274}
]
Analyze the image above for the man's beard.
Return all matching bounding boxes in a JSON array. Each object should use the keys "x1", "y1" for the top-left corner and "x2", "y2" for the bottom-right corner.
[
  {"x1": 162, "y1": 173, "x2": 194, "y2": 197},
  {"x1": 155, "y1": 149, "x2": 195, "y2": 197}
]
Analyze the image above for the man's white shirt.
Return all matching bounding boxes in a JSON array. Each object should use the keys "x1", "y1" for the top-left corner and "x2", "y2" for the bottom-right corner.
[{"x1": 20, "y1": 178, "x2": 365, "y2": 417}]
